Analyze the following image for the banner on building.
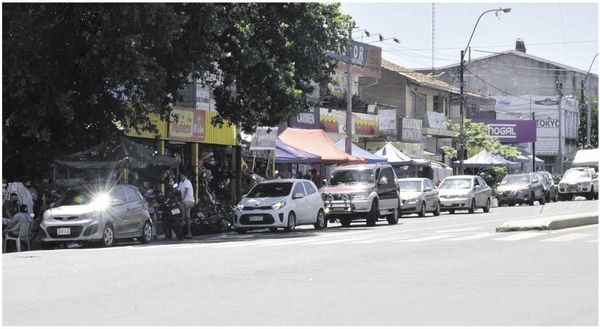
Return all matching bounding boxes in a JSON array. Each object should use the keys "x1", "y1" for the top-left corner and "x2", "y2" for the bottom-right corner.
[
  {"x1": 169, "y1": 108, "x2": 206, "y2": 142},
  {"x1": 401, "y1": 118, "x2": 422, "y2": 143},
  {"x1": 319, "y1": 108, "x2": 379, "y2": 137},
  {"x1": 426, "y1": 112, "x2": 446, "y2": 130},
  {"x1": 476, "y1": 119, "x2": 536, "y2": 143},
  {"x1": 250, "y1": 127, "x2": 279, "y2": 151},
  {"x1": 378, "y1": 108, "x2": 397, "y2": 137}
]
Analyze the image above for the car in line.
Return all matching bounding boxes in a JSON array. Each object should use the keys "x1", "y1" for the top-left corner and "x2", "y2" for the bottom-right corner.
[
  {"x1": 558, "y1": 167, "x2": 599, "y2": 200},
  {"x1": 40, "y1": 184, "x2": 153, "y2": 248},
  {"x1": 321, "y1": 163, "x2": 400, "y2": 227},
  {"x1": 495, "y1": 173, "x2": 546, "y2": 206},
  {"x1": 536, "y1": 171, "x2": 559, "y2": 202},
  {"x1": 438, "y1": 175, "x2": 492, "y2": 214},
  {"x1": 233, "y1": 179, "x2": 325, "y2": 233},
  {"x1": 397, "y1": 178, "x2": 440, "y2": 217}
]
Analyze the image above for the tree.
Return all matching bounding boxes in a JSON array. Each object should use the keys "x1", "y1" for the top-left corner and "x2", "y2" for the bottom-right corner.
[
  {"x1": 577, "y1": 94, "x2": 598, "y2": 148},
  {"x1": 3, "y1": 3, "x2": 349, "y2": 179}
]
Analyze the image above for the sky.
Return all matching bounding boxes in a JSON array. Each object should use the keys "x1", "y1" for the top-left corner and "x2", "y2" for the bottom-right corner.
[{"x1": 340, "y1": 2, "x2": 598, "y2": 73}]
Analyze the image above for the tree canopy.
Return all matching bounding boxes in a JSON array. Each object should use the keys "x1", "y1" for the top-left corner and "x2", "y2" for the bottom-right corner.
[{"x1": 3, "y1": 3, "x2": 350, "y2": 179}]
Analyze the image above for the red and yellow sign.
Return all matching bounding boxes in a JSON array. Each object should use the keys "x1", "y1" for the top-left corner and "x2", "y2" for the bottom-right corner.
[{"x1": 169, "y1": 108, "x2": 205, "y2": 142}]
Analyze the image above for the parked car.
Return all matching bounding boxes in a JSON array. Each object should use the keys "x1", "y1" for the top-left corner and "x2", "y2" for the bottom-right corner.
[
  {"x1": 321, "y1": 163, "x2": 400, "y2": 227},
  {"x1": 536, "y1": 171, "x2": 558, "y2": 202},
  {"x1": 233, "y1": 179, "x2": 325, "y2": 233},
  {"x1": 558, "y1": 167, "x2": 599, "y2": 201},
  {"x1": 397, "y1": 178, "x2": 440, "y2": 217},
  {"x1": 438, "y1": 175, "x2": 492, "y2": 214},
  {"x1": 40, "y1": 184, "x2": 153, "y2": 247},
  {"x1": 495, "y1": 173, "x2": 546, "y2": 206}
]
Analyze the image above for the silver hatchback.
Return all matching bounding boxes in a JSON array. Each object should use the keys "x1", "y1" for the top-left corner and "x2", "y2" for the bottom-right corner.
[{"x1": 40, "y1": 184, "x2": 153, "y2": 247}]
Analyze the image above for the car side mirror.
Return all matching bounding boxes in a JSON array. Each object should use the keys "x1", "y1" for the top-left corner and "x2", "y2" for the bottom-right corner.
[
  {"x1": 241, "y1": 194, "x2": 247, "y2": 199},
  {"x1": 293, "y1": 193, "x2": 304, "y2": 199},
  {"x1": 593, "y1": 174, "x2": 598, "y2": 179},
  {"x1": 322, "y1": 179, "x2": 328, "y2": 187},
  {"x1": 379, "y1": 177, "x2": 388, "y2": 185}
]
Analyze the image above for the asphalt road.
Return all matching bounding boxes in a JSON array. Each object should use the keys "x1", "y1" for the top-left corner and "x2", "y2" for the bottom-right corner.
[{"x1": 3, "y1": 200, "x2": 598, "y2": 326}]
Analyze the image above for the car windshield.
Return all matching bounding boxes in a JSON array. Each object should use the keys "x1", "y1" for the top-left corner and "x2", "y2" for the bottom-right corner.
[
  {"x1": 563, "y1": 169, "x2": 590, "y2": 180},
  {"x1": 56, "y1": 189, "x2": 93, "y2": 206},
  {"x1": 439, "y1": 178, "x2": 472, "y2": 189},
  {"x1": 246, "y1": 183, "x2": 293, "y2": 198},
  {"x1": 399, "y1": 180, "x2": 422, "y2": 192},
  {"x1": 501, "y1": 175, "x2": 530, "y2": 185},
  {"x1": 329, "y1": 169, "x2": 375, "y2": 186}
]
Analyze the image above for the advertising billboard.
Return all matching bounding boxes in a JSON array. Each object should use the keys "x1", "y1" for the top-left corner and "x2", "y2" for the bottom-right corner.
[{"x1": 476, "y1": 119, "x2": 537, "y2": 143}]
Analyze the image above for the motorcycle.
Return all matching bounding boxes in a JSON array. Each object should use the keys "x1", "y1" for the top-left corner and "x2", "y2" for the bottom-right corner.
[
  {"x1": 190, "y1": 185, "x2": 233, "y2": 235},
  {"x1": 159, "y1": 188, "x2": 184, "y2": 240}
]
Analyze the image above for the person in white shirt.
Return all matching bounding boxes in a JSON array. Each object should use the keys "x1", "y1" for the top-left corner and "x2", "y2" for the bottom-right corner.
[{"x1": 177, "y1": 173, "x2": 195, "y2": 239}]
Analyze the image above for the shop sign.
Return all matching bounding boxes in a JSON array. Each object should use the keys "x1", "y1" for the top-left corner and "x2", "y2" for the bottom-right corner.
[
  {"x1": 250, "y1": 127, "x2": 278, "y2": 151},
  {"x1": 125, "y1": 113, "x2": 168, "y2": 140},
  {"x1": 327, "y1": 40, "x2": 369, "y2": 67},
  {"x1": 333, "y1": 44, "x2": 382, "y2": 79},
  {"x1": 169, "y1": 108, "x2": 206, "y2": 142},
  {"x1": 401, "y1": 118, "x2": 422, "y2": 143},
  {"x1": 289, "y1": 107, "x2": 320, "y2": 129},
  {"x1": 476, "y1": 119, "x2": 536, "y2": 143},
  {"x1": 319, "y1": 108, "x2": 379, "y2": 137}
]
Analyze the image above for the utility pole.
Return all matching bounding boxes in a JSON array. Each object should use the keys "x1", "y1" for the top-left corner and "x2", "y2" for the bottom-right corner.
[
  {"x1": 345, "y1": 26, "x2": 353, "y2": 154},
  {"x1": 532, "y1": 112, "x2": 536, "y2": 172},
  {"x1": 581, "y1": 79, "x2": 588, "y2": 146},
  {"x1": 459, "y1": 49, "x2": 465, "y2": 175},
  {"x1": 557, "y1": 81, "x2": 563, "y2": 174}
]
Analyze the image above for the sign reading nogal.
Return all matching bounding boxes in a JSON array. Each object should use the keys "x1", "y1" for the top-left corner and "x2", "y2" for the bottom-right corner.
[{"x1": 476, "y1": 119, "x2": 537, "y2": 143}]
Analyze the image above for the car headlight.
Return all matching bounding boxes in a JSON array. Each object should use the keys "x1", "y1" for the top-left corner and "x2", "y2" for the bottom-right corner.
[
  {"x1": 352, "y1": 193, "x2": 369, "y2": 200},
  {"x1": 90, "y1": 193, "x2": 111, "y2": 211},
  {"x1": 42, "y1": 211, "x2": 51, "y2": 221},
  {"x1": 236, "y1": 204, "x2": 244, "y2": 211},
  {"x1": 271, "y1": 200, "x2": 286, "y2": 210}
]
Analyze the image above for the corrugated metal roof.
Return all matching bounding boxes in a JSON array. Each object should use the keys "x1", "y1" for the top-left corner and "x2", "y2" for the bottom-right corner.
[{"x1": 381, "y1": 59, "x2": 493, "y2": 101}]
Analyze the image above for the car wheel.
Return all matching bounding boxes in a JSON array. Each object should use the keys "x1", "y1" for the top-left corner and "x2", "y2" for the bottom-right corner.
[
  {"x1": 483, "y1": 198, "x2": 491, "y2": 213},
  {"x1": 101, "y1": 224, "x2": 115, "y2": 247},
  {"x1": 284, "y1": 212, "x2": 296, "y2": 232},
  {"x1": 314, "y1": 209, "x2": 326, "y2": 230},
  {"x1": 448, "y1": 209, "x2": 455, "y2": 214},
  {"x1": 538, "y1": 195, "x2": 545, "y2": 205},
  {"x1": 386, "y1": 207, "x2": 398, "y2": 225},
  {"x1": 432, "y1": 201, "x2": 441, "y2": 216},
  {"x1": 468, "y1": 199, "x2": 475, "y2": 214},
  {"x1": 140, "y1": 221, "x2": 152, "y2": 244},
  {"x1": 340, "y1": 218, "x2": 352, "y2": 227},
  {"x1": 366, "y1": 199, "x2": 378, "y2": 227},
  {"x1": 418, "y1": 201, "x2": 426, "y2": 217}
]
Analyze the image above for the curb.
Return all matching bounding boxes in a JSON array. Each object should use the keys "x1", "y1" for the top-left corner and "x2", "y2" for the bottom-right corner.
[{"x1": 496, "y1": 212, "x2": 599, "y2": 232}]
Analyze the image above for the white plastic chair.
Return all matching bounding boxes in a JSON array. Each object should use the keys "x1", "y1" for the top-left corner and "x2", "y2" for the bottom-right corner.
[{"x1": 3, "y1": 221, "x2": 31, "y2": 252}]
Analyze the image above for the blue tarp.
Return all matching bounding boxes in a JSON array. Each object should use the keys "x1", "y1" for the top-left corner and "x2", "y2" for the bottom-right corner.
[
  {"x1": 335, "y1": 139, "x2": 387, "y2": 164},
  {"x1": 275, "y1": 138, "x2": 321, "y2": 163}
]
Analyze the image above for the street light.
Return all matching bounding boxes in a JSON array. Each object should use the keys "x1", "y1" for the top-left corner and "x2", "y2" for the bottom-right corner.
[{"x1": 458, "y1": 7, "x2": 511, "y2": 174}]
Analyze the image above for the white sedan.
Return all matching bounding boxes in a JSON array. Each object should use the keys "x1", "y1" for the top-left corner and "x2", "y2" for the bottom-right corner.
[{"x1": 233, "y1": 179, "x2": 325, "y2": 233}]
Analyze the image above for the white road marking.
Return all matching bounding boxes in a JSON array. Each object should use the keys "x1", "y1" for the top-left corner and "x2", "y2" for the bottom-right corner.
[
  {"x1": 436, "y1": 226, "x2": 483, "y2": 233},
  {"x1": 587, "y1": 240, "x2": 598, "y2": 243},
  {"x1": 493, "y1": 232, "x2": 547, "y2": 241},
  {"x1": 445, "y1": 232, "x2": 497, "y2": 241},
  {"x1": 348, "y1": 236, "x2": 410, "y2": 244},
  {"x1": 399, "y1": 235, "x2": 456, "y2": 242},
  {"x1": 540, "y1": 233, "x2": 592, "y2": 242},
  {"x1": 306, "y1": 237, "x2": 369, "y2": 245}
]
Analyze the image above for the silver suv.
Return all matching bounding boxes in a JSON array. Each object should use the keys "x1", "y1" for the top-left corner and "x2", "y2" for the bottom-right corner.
[
  {"x1": 40, "y1": 184, "x2": 153, "y2": 247},
  {"x1": 321, "y1": 163, "x2": 400, "y2": 227}
]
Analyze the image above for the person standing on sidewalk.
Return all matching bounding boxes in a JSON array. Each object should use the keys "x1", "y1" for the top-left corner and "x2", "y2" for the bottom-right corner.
[{"x1": 177, "y1": 173, "x2": 195, "y2": 239}]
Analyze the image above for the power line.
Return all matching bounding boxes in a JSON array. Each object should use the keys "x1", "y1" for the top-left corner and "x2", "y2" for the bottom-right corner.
[
  {"x1": 392, "y1": 40, "x2": 597, "y2": 52},
  {"x1": 464, "y1": 68, "x2": 533, "y2": 101}
]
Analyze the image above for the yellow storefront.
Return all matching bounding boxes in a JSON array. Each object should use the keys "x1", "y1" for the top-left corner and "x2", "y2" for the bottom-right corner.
[{"x1": 126, "y1": 107, "x2": 238, "y2": 202}]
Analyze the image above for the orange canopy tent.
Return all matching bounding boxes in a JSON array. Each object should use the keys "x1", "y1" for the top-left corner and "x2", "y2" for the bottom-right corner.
[{"x1": 278, "y1": 128, "x2": 365, "y2": 164}]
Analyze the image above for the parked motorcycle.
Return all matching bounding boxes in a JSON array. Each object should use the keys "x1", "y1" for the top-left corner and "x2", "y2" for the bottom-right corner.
[
  {"x1": 190, "y1": 185, "x2": 233, "y2": 235},
  {"x1": 159, "y1": 188, "x2": 184, "y2": 240}
]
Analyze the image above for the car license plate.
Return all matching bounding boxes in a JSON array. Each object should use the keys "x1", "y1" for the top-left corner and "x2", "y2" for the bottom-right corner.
[
  {"x1": 57, "y1": 228, "x2": 71, "y2": 235},
  {"x1": 249, "y1": 216, "x2": 262, "y2": 222},
  {"x1": 171, "y1": 208, "x2": 181, "y2": 215}
]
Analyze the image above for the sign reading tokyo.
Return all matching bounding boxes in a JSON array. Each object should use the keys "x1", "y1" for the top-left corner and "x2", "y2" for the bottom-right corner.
[{"x1": 476, "y1": 119, "x2": 536, "y2": 143}]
